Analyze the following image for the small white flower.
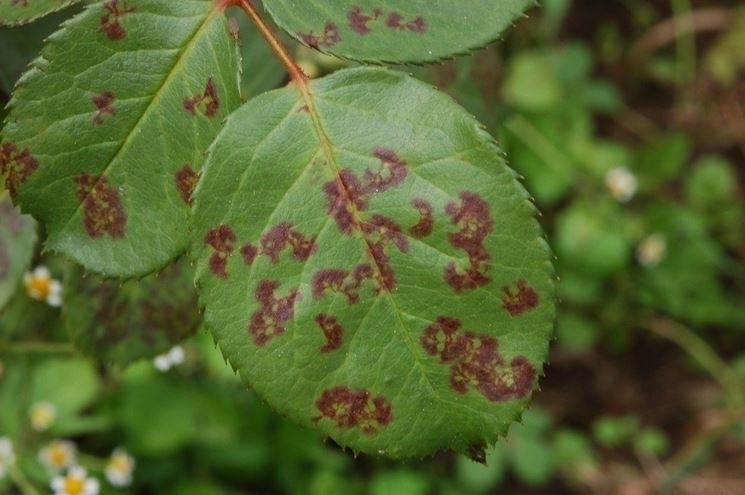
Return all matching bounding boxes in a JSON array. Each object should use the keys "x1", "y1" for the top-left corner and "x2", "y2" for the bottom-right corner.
[
  {"x1": 153, "y1": 345, "x2": 185, "y2": 372},
  {"x1": 38, "y1": 440, "x2": 77, "y2": 473},
  {"x1": 51, "y1": 466, "x2": 100, "y2": 495},
  {"x1": 105, "y1": 448, "x2": 135, "y2": 487},
  {"x1": 153, "y1": 353, "x2": 172, "y2": 372},
  {"x1": 0, "y1": 437, "x2": 16, "y2": 479},
  {"x1": 168, "y1": 346, "x2": 185, "y2": 365},
  {"x1": 30, "y1": 401, "x2": 57, "y2": 432},
  {"x1": 637, "y1": 233, "x2": 667, "y2": 267},
  {"x1": 24, "y1": 266, "x2": 63, "y2": 307},
  {"x1": 605, "y1": 167, "x2": 638, "y2": 203}
]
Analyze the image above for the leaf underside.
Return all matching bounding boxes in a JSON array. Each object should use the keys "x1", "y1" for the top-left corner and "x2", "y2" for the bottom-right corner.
[
  {"x1": 193, "y1": 67, "x2": 555, "y2": 458},
  {"x1": 0, "y1": 0, "x2": 80, "y2": 26},
  {"x1": 1, "y1": 0, "x2": 241, "y2": 277},
  {"x1": 63, "y1": 257, "x2": 201, "y2": 365},
  {"x1": 263, "y1": 0, "x2": 536, "y2": 63},
  {"x1": 0, "y1": 191, "x2": 36, "y2": 310}
]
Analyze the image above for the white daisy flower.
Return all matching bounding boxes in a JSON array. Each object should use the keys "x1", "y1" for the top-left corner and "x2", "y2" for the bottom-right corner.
[
  {"x1": 637, "y1": 233, "x2": 667, "y2": 267},
  {"x1": 104, "y1": 448, "x2": 135, "y2": 487},
  {"x1": 0, "y1": 437, "x2": 15, "y2": 479},
  {"x1": 30, "y1": 401, "x2": 57, "y2": 432},
  {"x1": 605, "y1": 167, "x2": 638, "y2": 203},
  {"x1": 24, "y1": 266, "x2": 63, "y2": 307},
  {"x1": 51, "y1": 466, "x2": 100, "y2": 495},
  {"x1": 38, "y1": 440, "x2": 77, "y2": 473}
]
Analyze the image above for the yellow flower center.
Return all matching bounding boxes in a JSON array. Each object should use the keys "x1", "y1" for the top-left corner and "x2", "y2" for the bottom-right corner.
[
  {"x1": 26, "y1": 275, "x2": 51, "y2": 299},
  {"x1": 50, "y1": 447, "x2": 68, "y2": 467},
  {"x1": 64, "y1": 477, "x2": 85, "y2": 495},
  {"x1": 110, "y1": 455, "x2": 131, "y2": 473}
]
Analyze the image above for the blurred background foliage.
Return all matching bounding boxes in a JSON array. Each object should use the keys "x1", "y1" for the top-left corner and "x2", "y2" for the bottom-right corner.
[{"x1": 1, "y1": 0, "x2": 745, "y2": 493}]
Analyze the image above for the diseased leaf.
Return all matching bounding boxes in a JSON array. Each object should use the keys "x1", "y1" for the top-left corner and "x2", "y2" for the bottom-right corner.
[
  {"x1": 63, "y1": 258, "x2": 200, "y2": 365},
  {"x1": 1, "y1": 0, "x2": 241, "y2": 277},
  {"x1": 0, "y1": 191, "x2": 36, "y2": 310},
  {"x1": 263, "y1": 0, "x2": 536, "y2": 63},
  {"x1": 193, "y1": 67, "x2": 554, "y2": 458},
  {"x1": 0, "y1": 0, "x2": 80, "y2": 26}
]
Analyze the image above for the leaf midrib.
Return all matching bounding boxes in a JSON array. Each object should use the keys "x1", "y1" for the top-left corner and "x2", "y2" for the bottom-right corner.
[
  {"x1": 58, "y1": 5, "x2": 222, "y2": 246},
  {"x1": 293, "y1": 79, "x2": 451, "y2": 406}
]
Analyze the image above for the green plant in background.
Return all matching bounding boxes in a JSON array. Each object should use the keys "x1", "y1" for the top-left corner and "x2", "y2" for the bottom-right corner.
[{"x1": 2, "y1": 0, "x2": 745, "y2": 494}]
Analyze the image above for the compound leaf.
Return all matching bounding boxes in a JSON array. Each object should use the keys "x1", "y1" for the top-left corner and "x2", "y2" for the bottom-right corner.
[
  {"x1": 1, "y1": 0, "x2": 241, "y2": 277},
  {"x1": 263, "y1": 0, "x2": 536, "y2": 63},
  {"x1": 0, "y1": 0, "x2": 80, "y2": 26},
  {"x1": 0, "y1": 191, "x2": 36, "y2": 310},
  {"x1": 192, "y1": 67, "x2": 554, "y2": 458},
  {"x1": 63, "y1": 258, "x2": 200, "y2": 365}
]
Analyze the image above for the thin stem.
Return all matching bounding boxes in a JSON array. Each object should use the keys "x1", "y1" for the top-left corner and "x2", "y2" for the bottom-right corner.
[
  {"x1": 234, "y1": 0, "x2": 309, "y2": 85},
  {"x1": 646, "y1": 316, "x2": 745, "y2": 413},
  {"x1": 671, "y1": 0, "x2": 697, "y2": 85},
  {"x1": 8, "y1": 465, "x2": 41, "y2": 495}
]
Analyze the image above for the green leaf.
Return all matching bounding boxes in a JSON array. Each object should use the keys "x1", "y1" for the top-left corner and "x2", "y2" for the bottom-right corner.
[
  {"x1": 0, "y1": 191, "x2": 36, "y2": 310},
  {"x1": 1, "y1": 0, "x2": 241, "y2": 277},
  {"x1": 227, "y1": 4, "x2": 285, "y2": 98},
  {"x1": 31, "y1": 356, "x2": 100, "y2": 421},
  {"x1": 193, "y1": 67, "x2": 554, "y2": 458},
  {"x1": 263, "y1": 0, "x2": 536, "y2": 63},
  {"x1": 0, "y1": 0, "x2": 80, "y2": 26},
  {"x1": 63, "y1": 258, "x2": 201, "y2": 364}
]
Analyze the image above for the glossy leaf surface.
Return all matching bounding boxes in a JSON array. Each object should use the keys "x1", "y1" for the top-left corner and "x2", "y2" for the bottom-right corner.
[
  {"x1": 1, "y1": 0, "x2": 241, "y2": 277},
  {"x1": 193, "y1": 67, "x2": 554, "y2": 458},
  {"x1": 264, "y1": 0, "x2": 535, "y2": 63}
]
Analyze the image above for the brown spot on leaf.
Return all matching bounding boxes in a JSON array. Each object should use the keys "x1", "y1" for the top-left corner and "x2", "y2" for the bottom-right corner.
[
  {"x1": 323, "y1": 148, "x2": 408, "y2": 234},
  {"x1": 315, "y1": 314, "x2": 344, "y2": 353},
  {"x1": 361, "y1": 215, "x2": 409, "y2": 292},
  {"x1": 410, "y1": 198, "x2": 434, "y2": 238},
  {"x1": 248, "y1": 280, "x2": 299, "y2": 346},
  {"x1": 0, "y1": 142, "x2": 39, "y2": 198},
  {"x1": 259, "y1": 222, "x2": 316, "y2": 264},
  {"x1": 92, "y1": 91, "x2": 116, "y2": 125},
  {"x1": 73, "y1": 173, "x2": 127, "y2": 240},
  {"x1": 240, "y1": 243, "x2": 258, "y2": 266},
  {"x1": 313, "y1": 386, "x2": 392, "y2": 435},
  {"x1": 184, "y1": 78, "x2": 220, "y2": 118},
  {"x1": 501, "y1": 279, "x2": 539, "y2": 316},
  {"x1": 312, "y1": 265, "x2": 374, "y2": 304},
  {"x1": 100, "y1": 0, "x2": 134, "y2": 41},
  {"x1": 444, "y1": 192, "x2": 493, "y2": 293},
  {"x1": 386, "y1": 12, "x2": 427, "y2": 33},
  {"x1": 228, "y1": 17, "x2": 241, "y2": 42},
  {"x1": 299, "y1": 21, "x2": 341, "y2": 49},
  {"x1": 204, "y1": 225, "x2": 236, "y2": 278},
  {"x1": 421, "y1": 316, "x2": 536, "y2": 402},
  {"x1": 175, "y1": 165, "x2": 199, "y2": 206},
  {"x1": 347, "y1": 6, "x2": 382, "y2": 35},
  {"x1": 347, "y1": 6, "x2": 426, "y2": 35},
  {"x1": 239, "y1": 222, "x2": 316, "y2": 266}
]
